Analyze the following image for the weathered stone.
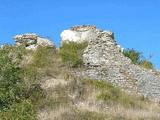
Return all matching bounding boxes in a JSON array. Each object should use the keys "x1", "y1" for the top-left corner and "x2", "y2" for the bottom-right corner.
[
  {"x1": 70, "y1": 25, "x2": 97, "y2": 31},
  {"x1": 14, "y1": 33, "x2": 55, "y2": 50},
  {"x1": 61, "y1": 25, "x2": 100, "y2": 44},
  {"x1": 14, "y1": 33, "x2": 38, "y2": 46},
  {"x1": 61, "y1": 25, "x2": 160, "y2": 101}
]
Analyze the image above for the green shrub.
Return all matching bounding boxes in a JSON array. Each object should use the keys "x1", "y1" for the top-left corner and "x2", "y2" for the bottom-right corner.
[
  {"x1": 0, "y1": 100, "x2": 37, "y2": 120},
  {"x1": 27, "y1": 84, "x2": 46, "y2": 108},
  {"x1": 59, "y1": 42, "x2": 88, "y2": 67},
  {"x1": 0, "y1": 46, "x2": 45, "y2": 119},
  {"x1": 139, "y1": 60, "x2": 154, "y2": 69},
  {"x1": 123, "y1": 48, "x2": 142, "y2": 64},
  {"x1": 0, "y1": 46, "x2": 24, "y2": 110},
  {"x1": 0, "y1": 45, "x2": 26, "y2": 63},
  {"x1": 123, "y1": 48, "x2": 154, "y2": 69}
]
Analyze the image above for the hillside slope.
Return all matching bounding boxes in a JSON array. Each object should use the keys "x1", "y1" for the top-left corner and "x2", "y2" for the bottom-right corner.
[{"x1": 1, "y1": 26, "x2": 160, "y2": 120}]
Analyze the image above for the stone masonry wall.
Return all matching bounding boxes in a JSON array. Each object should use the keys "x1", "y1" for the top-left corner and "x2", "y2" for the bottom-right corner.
[
  {"x1": 82, "y1": 27, "x2": 160, "y2": 101},
  {"x1": 61, "y1": 25, "x2": 160, "y2": 101}
]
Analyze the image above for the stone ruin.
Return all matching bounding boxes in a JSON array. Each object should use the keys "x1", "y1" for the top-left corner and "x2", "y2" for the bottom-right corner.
[
  {"x1": 14, "y1": 33, "x2": 55, "y2": 50},
  {"x1": 7, "y1": 25, "x2": 160, "y2": 101},
  {"x1": 61, "y1": 25, "x2": 160, "y2": 101},
  {"x1": 60, "y1": 25, "x2": 115, "y2": 45},
  {"x1": 70, "y1": 25, "x2": 97, "y2": 31}
]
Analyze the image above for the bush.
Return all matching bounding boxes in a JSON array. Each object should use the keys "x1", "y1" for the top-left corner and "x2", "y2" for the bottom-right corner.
[
  {"x1": 123, "y1": 48, "x2": 154, "y2": 69},
  {"x1": 0, "y1": 46, "x2": 24, "y2": 110},
  {"x1": 0, "y1": 46, "x2": 45, "y2": 119},
  {"x1": 27, "y1": 84, "x2": 46, "y2": 107},
  {"x1": 0, "y1": 100, "x2": 37, "y2": 120},
  {"x1": 59, "y1": 42, "x2": 88, "y2": 67},
  {"x1": 139, "y1": 60, "x2": 154, "y2": 69},
  {"x1": 123, "y1": 48, "x2": 142, "y2": 64}
]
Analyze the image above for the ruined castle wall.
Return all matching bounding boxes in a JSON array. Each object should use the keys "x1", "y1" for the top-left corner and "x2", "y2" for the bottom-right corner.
[
  {"x1": 61, "y1": 25, "x2": 160, "y2": 100},
  {"x1": 14, "y1": 33, "x2": 55, "y2": 50}
]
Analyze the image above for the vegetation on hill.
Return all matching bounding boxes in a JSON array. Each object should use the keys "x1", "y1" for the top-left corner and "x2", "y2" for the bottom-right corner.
[
  {"x1": 59, "y1": 42, "x2": 88, "y2": 67},
  {"x1": 123, "y1": 48, "x2": 154, "y2": 69},
  {"x1": 0, "y1": 46, "x2": 37, "y2": 119},
  {"x1": 0, "y1": 43, "x2": 159, "y2": 120}
]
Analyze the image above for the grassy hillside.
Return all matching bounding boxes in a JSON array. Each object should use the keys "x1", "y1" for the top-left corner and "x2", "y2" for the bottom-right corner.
[{"x1": 0, "y1": 43, "x2": 160, "y2": 120}]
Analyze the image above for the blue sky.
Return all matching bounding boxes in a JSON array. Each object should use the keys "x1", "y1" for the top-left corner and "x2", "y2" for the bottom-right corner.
[{"x1": 0, "y1": 0, "x2": 160, "y2": 68}]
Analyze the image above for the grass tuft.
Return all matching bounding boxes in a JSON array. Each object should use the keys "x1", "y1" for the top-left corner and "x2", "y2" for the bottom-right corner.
[{"x1": 59, "y1": 42, "x2": 88, "y2": 68}]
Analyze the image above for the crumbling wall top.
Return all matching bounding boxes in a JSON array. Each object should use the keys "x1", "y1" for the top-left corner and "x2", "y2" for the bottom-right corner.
[{"x1": 70, "y1": 25, "x2": 96, "y2": 31}]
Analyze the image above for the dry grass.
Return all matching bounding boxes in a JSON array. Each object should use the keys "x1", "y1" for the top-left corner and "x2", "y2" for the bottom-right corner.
[
  {"x1": 18, "y1": 45, "x2": 160, "y2": 120},
  {"x1": 37, "y1": 75, "x2": 160, "y2": 120},
  {"x1": 106, "y1": 104, "x2": 160, "y2": 120}
]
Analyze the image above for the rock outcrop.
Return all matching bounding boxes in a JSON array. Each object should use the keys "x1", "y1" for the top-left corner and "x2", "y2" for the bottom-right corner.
[
  {"x1": 14, "y1": 33, "x2": 55, "y2": 50},
  {"x1": 61, "y1": 25, "x2": 160, "y2": 101}
]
